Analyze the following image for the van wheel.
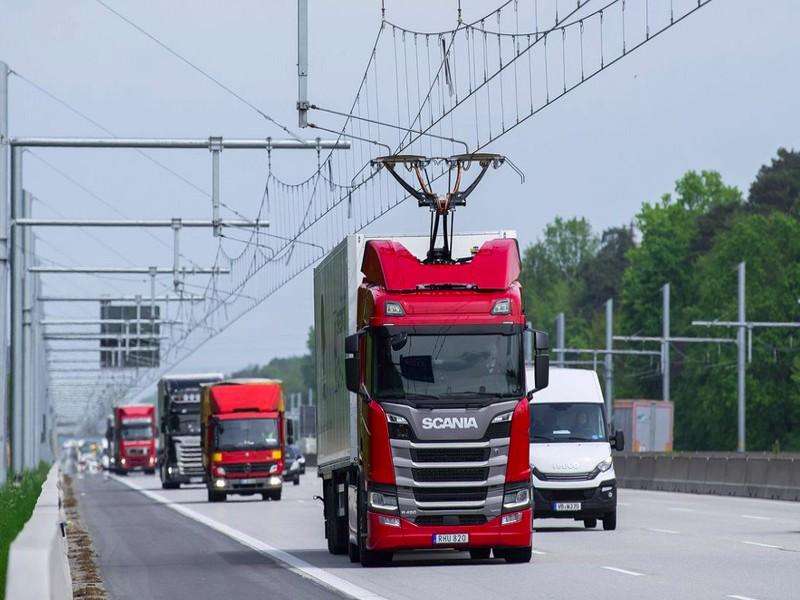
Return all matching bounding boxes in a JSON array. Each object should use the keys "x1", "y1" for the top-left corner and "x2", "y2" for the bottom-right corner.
[
  {"x1": 602, "y1": 511, "x2": 617, "y2": 531},
  {"x1": 469, "y1": 548, "x2": 491, "y2": 560},
  {"x1": 504, "y1": 546, "x2": 532, "y2": 563},
  {"x1": 583, "y1": 518, "x2": 597, "y2": 529}
]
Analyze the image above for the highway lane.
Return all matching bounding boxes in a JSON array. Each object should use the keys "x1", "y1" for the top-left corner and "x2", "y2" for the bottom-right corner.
[
  {"x1": 82, "y1": 471, "x2": 800, "y2": 600},
  {"x1": 75, "y1": 472, "x2": 348, "y2": 600}
]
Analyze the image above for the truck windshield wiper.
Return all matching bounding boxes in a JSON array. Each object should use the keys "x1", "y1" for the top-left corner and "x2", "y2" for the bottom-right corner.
[{"x1": 532, "y1": 435, "x2": 554, "y2": 442}]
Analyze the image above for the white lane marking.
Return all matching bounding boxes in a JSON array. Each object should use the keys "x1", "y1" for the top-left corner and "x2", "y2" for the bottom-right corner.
[
  {"x1": 668, "y1": 507, "x2": 693, "y2": 512},
  {"x1": 740, "y1": 514, "x2": 771, "y2": 521},
  {"x1": 602, "y1": 566, "x2": 644, "y2": 577},
  {"x1": 531, "y1": 549, "x2": 547, "y2": 555},
  {"x1": 648, "y1": 528, "x2": 680, "y2": 535},
  {"x1": 111, "y1": 475, "x2": 390, "y2": 600},
  {"x1": 617, "y1": 501, "x2": 631, "y2": 507},
  {"x1": 727, "y1": 595, "x2": 761, "y2": 600},
  {"x1": 741, "y1": 541, "x2": 782, "y2": 550}
]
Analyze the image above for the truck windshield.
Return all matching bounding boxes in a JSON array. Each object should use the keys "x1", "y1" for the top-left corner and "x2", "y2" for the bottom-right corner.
[
  {"x1": 215, "y1": 418, "x2": 279, "y2": 451},
  {"x1": 530, "y1": 403, "x2": 607, "y2": 443},
  {"x1": 373, "y1": 331, "x2": 523, "y2": 402},
  {"x1": 168, "y1": 411, "x2": 200, "y2": 435},
  {"x1": 121, "y1": 425, "x2": 153, "y2": 441}
]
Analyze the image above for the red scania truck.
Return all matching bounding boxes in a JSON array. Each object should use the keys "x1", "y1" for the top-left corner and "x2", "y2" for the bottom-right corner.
[
  {"x1": 315, "y1": 228, "x2": 550, "y2": 565},
  {"x1": 113, "y1": 404, "x2": 157, "y2": 475},
  {"x1": 201, "y1": 379, "x2": 287, "y2": 502}
]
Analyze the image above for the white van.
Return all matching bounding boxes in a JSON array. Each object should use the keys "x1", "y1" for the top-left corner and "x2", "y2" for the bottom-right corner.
[{"x1": 526, "y1": 367, "x2": 624, "y2": 530}]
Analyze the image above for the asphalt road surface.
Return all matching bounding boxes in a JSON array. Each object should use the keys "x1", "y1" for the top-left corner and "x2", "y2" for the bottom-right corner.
[{"x1": 77, "y1": 471, "x2": 800, "y2": 600}]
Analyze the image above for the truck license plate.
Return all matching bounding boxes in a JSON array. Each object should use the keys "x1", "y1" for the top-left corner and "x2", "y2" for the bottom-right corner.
[
  {"x1": 189, "y1": 477, "x2": 203, "y2": 484},
  {"x1": 433, "y1": 533, "x2": 469, "y2": 545},
  {"x1": 554, "y1": 502, "x2": 581, "y2": 512},
  {"x1": 240, "y1": 478, "x2": 257, "y2": 485}
]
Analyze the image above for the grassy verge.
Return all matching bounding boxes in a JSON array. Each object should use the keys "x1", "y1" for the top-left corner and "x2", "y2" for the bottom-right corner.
[{"x1": 0, "y1": 463, "x2": 50, "y2": 600}]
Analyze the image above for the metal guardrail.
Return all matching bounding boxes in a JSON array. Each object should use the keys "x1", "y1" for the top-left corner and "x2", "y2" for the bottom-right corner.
[{"x1": 614, "y1": 452, "x2": 800, "y2": 501}]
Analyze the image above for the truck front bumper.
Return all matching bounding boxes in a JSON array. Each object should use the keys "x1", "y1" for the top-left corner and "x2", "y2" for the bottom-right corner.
[
  {"x1": 210, "y1": 475, "x2": 283, "y2": 494},
  {"x1": 533, "y1": 479, "x2": 617, "y2": 519},
  {"x1": 366, "y1": 508, "x2": 532, "y2": 552}
]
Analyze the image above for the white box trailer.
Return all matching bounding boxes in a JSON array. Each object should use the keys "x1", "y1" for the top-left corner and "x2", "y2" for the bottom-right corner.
[{"x1": 313, "y1": 231, "x2": 517, "y2": 476}]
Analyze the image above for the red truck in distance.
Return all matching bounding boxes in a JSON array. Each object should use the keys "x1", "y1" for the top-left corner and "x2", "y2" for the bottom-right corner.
[
  {"x1": 201, "y1": 379, "x2": 288, "y2": 502},
  {"x1": 113, "y1": 404, "x2": 157, "y2": 475}
]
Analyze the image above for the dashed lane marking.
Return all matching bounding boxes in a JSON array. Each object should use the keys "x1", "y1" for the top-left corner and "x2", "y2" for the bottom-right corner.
[
  {"x1": 741, "y1": 541, "x2": 782, "y2": 550},
  {"x1": 727, "y1": 595, "x2": 761, "y2": 600},
  {"x1": 602, "y1": 566, "x2": 644, "y2": 577},
  {"x1": 111, "y1": 475, "x2": 390, "y2": 600},
  {"x1": 531, "y1": 549, "x2": 547, "y2": 555},
  {"x1": 647, "y1": 528, "x2": 680, "y2": 535},
  {"x1": 740, "y1": 515, "x2": 771, "y2": 521}
]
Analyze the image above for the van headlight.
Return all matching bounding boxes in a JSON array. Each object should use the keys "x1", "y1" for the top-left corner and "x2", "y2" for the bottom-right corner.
[
  {"x1": 502, "y1": 483, "x2": 531, "y2": 511},
  {"x1": 596, "y1": 457, "x2": 613, "y2": 473},
  {"x1": 368, "y1": 489, "x2": 398, "y2": 512}
]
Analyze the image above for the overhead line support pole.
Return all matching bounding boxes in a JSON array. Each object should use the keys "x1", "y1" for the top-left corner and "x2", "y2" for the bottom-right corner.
[
  {"x1": 737, "y1": 262, "x2": 746, "y2": 452},
  {"x1": 10, "y1": 148, "x2": 23, "y2": 474},
  {"x1": 297, "y1": 0, "x2": 309, "y2": 127},
  {"x1": 605, "y1": 299, "x2": 614, "y2": 422},
  {"x1": 209, "y1": 137, "x2": 222, "y2": 237},
  {"x1": 0, "y1": 60, "x2": 8, "y2": 483},
  {"x1": 662, "y1": 283, "x2": 670, "y2": 402}
]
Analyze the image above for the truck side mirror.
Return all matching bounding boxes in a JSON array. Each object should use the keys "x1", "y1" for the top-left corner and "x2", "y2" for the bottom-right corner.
[
  {"x1": 345, "y1": 356, "x2": 360, "y2": 394},
  {"x1": 526, "y1": 330, "x2": 549, "y2": 396},
  {"x1": 345, "y1": 332, "x2": 361, "y2": 356},
  {"x1": 610, "y1": 430, "x2": 625, "y2": 451}
]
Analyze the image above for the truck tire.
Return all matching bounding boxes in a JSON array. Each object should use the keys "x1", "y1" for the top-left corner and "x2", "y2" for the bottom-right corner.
[
  {"x1": 270, "y1": 490, "x2": 282, "y2": 501},
  {"x1": 145, "y1": 469, "x2": 156, "y2": 475},
  {"x1": 583, "y1": 518, "x2": 597, "y2": 529},
  {"x1": 207, "y1": 489, "x2": 226, "y2": 503},
  {"x1": 348, "y1": 540, "x2": 360, "y2": 563},
  {"x1": 293, "y1": 474, "x2": 300, "y2": 486},
  {"x1": 503, "y1": 546, "x2": 532, "y2": 564},
  {"x1": 469, "y1": 548, "x2": 491, "y2": 560},
  {"x1": 161, "y1": 481, "x2": 179, "y2": 490},
  {"x1": 602, "y1": 511, "x2": 617, "y2": 531},
  {"x1": 358, "y1": 475, "x2": 392, "y2": 567}
]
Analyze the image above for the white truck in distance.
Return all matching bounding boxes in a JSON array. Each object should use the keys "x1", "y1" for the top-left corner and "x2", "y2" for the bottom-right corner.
[{"x1": 526, "y1": 367, "x2": 624, "y2": 530}]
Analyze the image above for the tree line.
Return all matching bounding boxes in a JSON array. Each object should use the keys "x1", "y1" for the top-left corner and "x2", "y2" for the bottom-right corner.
[{"x1": 520, "y1": 148, "x2": 800, "y2": 451}]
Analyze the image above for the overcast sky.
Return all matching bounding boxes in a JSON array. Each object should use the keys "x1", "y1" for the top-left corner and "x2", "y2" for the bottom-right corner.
[{"x1": 2, "y1": 0, "x2": 799, "y2": 401}]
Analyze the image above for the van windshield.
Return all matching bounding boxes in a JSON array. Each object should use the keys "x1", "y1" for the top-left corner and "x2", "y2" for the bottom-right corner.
[{"x1": 530, "y1": 403, "x2": 607, "y2": 443}]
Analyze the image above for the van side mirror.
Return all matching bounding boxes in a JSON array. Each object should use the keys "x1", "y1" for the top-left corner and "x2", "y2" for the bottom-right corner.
[
  {"x1": 345, "y1": 356, "x2": 360, "y2": 394},
  {"x1": 610, "y1": 430, "x2": 625, "y2": 451}
]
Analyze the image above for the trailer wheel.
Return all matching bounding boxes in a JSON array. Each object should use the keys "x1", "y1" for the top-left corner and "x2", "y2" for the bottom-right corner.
[
  {"x1": 602, "y1": 511, "x2": 617, "y2": 531},
  {"x1": 324, "y1": 477, "x2": 349, "y2": 555},
  {"x1": 503, "y1": 546, "x2": 532, "y2": 564}
]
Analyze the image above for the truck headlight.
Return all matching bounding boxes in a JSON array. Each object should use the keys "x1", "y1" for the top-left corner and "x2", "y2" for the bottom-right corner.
[
  {"x1": 214, "y1": 479, "x2": 226, "y2": 488},
  {"x1": 491, "y1": 411, "x2": 513, "y2": 424},
  {"x1": 269, "y1": 476, "x2": 282, "y2": 486},
  {"x1": 368, "y1": 489, "x2": 398, "y2": 512},
  {"x1": 596, "y1": 457, "x2": 613, "y2": 473},
  {"x1": 503, "y1": 484, "x2": 531, "y2": 511}
]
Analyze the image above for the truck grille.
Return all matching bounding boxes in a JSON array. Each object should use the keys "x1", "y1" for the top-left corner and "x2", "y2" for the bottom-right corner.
[
  {"x1": 411, "y1": 447, "x2": 490, "y2": 463},
  {"x1": 126, "y1": 447, "x2": 147, "y2": 456},
  {"x1": 413, "y1": 487, "x2": 488, "y2": 503},
  {"x1": 224, "y1": 462, "x2": 272, "y2": 474},
  {"x1": 412, "y1": 467, "x2": 488, "y2": 483},
  {"x1": 414, "y1": 514, "x2": 487, "y2": 526},
  {"x1": 175, "y1": 438, "x2": 204, "y2": 475}
]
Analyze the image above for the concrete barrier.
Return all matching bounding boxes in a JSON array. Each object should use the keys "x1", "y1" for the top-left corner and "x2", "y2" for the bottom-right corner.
[
  {"x1": 614, "y1": 452, "x2": 800, "y2": 501},
  {"x1": 5, "y1": 465, "x2": 72, "y2": 600}
]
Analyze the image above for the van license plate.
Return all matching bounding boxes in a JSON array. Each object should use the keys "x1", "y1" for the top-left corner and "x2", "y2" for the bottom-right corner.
[
  {"x1": 433, "y1": 533, "x2": 469, "y2": 545},
  {"x1": 554, "y1": 502, "x2": 581, "y2": 512}
]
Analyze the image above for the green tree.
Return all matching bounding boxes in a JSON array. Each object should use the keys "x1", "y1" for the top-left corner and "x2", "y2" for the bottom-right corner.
[
  {"x1": 678, "y1": 212, "x2": 800, "y2": 450},
  {"x1": 748, "y1": 147, "x2": 800, "y2": 216}
]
